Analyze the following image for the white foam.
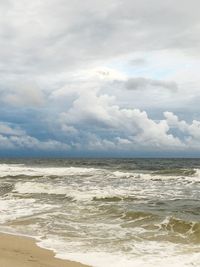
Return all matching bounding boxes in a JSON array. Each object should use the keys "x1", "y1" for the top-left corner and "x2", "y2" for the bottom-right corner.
[
  {"x1": 112, "y1": 171, "x2": 134, "y2": 178},
  {"x1": 38, "y1": 236, "x2": 200, "y2": 267},
  {"x1": 14, "y1": 181, "x2": 141, "y2": 202},
  {"x1": 14, "y1": 181, "x2": 92, "y2": 200},
  {"x1": 193, "y1": 168, "x2": 200, "y2": 181},
  {"x1": 14, "y1": 182, "x2": 68, "y2": 195},
  {"x1": 0, "y1": 197, "x2": 55, "y2": 223},
  {"x1": 0, "y1": 164, "x2": 100, "y2": 177}
]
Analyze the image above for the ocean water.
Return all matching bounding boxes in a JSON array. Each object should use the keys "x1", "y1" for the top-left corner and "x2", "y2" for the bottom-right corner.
[{"x1": 0, "y1": 158, "x2": 199, "y2": 267}]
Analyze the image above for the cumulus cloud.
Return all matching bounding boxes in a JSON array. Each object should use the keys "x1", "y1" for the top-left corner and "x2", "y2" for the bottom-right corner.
[
  {"x1": 0, "y1": 123, "x2": 70, "y2": 152},
  {"x1": 1, "y1": 85, "x2": 200, "y2": 154},
  {"x1": 8, "y1": 135, "x2": 70, "y2": 151},
  {"x1": 164, "y1": 112, "x2": 200, "y2": 141},
  {"x1": 60, "y1": 89, "x2": 183, "y2": 151}
]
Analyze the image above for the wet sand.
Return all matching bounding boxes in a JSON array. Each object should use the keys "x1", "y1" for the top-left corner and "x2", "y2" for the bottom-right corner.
[{"x1": 0, "y1": 233, "x2": 89, "y2": 267}]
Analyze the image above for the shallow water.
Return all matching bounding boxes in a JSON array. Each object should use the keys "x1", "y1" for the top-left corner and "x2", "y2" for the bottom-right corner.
[{"x1": 0, "y1": 158, "x2": 199, "y2": 267}]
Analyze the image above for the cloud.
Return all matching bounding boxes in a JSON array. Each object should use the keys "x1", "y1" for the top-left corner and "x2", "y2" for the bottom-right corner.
[
  {"x1": 1, "y1": 85, "x2": 200, "y2": 155},
  {"x1": 0, "y1": 122, "x2": 70, "y2": 152},
  {"x1": 0, "y1": 122, "x2": 25, "y2": 136},
  {"x1": 164, "y1": 111, "x2": 200, "y2": 141},
  {"x1": 125, "y1": 77, "x2": 178, "y2": 91},
  {"x1": 0, "y1": 0, "x2": 199, "y2": 80},
  {"x1": 1, "y1": 82, "x2": 46, "y2": 107},
  {"x1": 8, "y1": 135, "x2": 70, "y2": 151},
  {"x1": 60, "y1": 88, "x2": 183, "y2": 151},
  {"x1": 129, "y1": 58, "x2": 147, "y2": 66},
  {"x1": 0, "y1": 1, "x2": 199, "y2": 156},
  {"x1": 0, "y1": 133, "x2": 70, "y2": 152}
]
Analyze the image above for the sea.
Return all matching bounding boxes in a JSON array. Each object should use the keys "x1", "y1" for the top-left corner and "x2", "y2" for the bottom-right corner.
[{"x1": 0, "y1": 158, "x2": 199, "y2": 267}]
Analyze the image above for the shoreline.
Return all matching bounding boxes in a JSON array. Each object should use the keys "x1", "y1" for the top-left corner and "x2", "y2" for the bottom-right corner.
[{"x1": 0, "y1": 232, "x2": 90, "y2": 267}]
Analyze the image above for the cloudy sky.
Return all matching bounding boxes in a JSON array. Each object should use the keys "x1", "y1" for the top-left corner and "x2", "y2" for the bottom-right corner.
[{"x1": 1, "y1": 0, "x2": 200, "y2": 157}]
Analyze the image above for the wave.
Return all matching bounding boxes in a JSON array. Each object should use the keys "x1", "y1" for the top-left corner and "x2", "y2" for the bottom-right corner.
[
  {"x1": 0, "y1": 164, "x2": 137, "y2": 180},
  {"x1": 112, "y1": 171, "x2": 135, "y2": 178},
  {"x1": 0, "y1": 197, "x2": 55, "y2": 224},
  {"x1": 14, "y1": 182, "x2": 74, "y2": 197},
  {"x1": 1, "y1": 164, "x2": 200, "y2": 183},
  {"x1": 14, "y1": 181, "x2": 135, "y2": 202},
  {"x1": 161, "y1": 217, "x2": 200, "y2": 242},
  {"x1": 153, "y1": 168, "x2": 196, "y2": 176},
  {"x1": 0, "y1": 164, "x2": 100, "y2": 178}
]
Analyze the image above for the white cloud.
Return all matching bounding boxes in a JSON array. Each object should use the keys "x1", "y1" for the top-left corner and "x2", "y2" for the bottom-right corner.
[
  {"x1": 60, "y1": 88, "x2": 184, "y2": 151},
  {"x1": 0, "y1": 122, "x2": 25, "y2": 136},
  {"x1": 1, "y1": 82, "x2": 45, "y2": 107},
  {"x1": 0, "y1": 123, "x2": 70, "y2": 151},
  {"x1": 164, "y1": 111, "x2": 200, "y2": 142},
  {"x1": 9, "y1": 135, "x2": 70, "y2": 151}
]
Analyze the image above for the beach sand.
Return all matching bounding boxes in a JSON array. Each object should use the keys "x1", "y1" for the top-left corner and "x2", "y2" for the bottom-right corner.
[{"x1": 0, "y1": 233, "x2": 89, "y2": 267}]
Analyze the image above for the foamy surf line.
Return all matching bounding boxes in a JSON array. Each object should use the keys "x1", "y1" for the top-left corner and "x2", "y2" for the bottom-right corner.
[
  {"x1": 0, "y1": 222, "x2": 199, "y2": 267},
  {"x1": 0, "y1": 235, "x2": 199, "y2": 267},
  {"x1": 35, "y1": 235, "x2": 200, "y2": 267}
]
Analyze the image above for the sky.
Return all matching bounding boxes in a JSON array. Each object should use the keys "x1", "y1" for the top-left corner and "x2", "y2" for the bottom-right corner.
[{"x1": 1, "y1": 0, "x2": 200, "y2": 157}]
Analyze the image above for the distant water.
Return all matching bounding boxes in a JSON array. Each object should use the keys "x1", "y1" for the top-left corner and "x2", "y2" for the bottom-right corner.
[{"x1": 0, "y1": 158, "x2": 200, "y2": 267}]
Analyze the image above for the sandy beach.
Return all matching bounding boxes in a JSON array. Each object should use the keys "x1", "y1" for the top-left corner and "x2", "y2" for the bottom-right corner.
[{"x1": 0, "y1": 233, "x2": 89, "y2": 267}]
